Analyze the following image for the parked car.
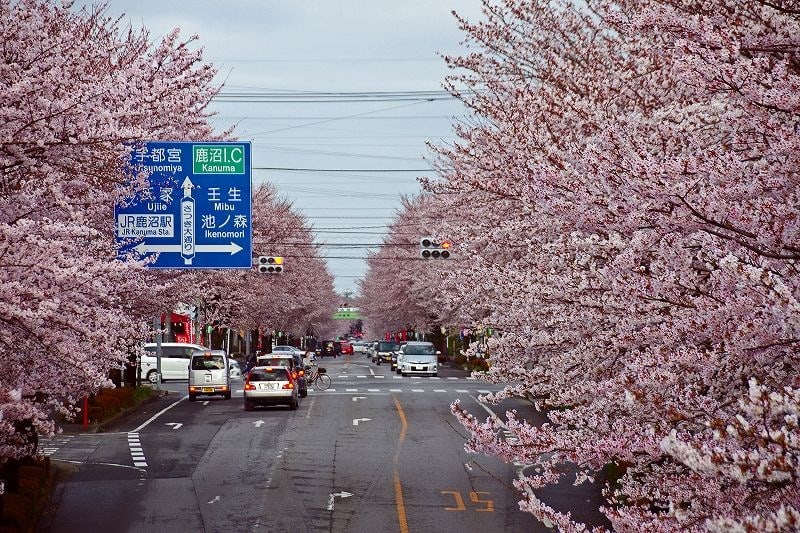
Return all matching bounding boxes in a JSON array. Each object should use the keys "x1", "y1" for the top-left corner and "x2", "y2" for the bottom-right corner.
[
  {"x1": 256, "y1": 354, "x2": 307, "y2": 397},
  {"x1": 188, "y1": 349, "x2": 232, "y2": 401},
  {"x1": 397, "y1": 341, "x2": 440, "y2": 377},
  {"x1": 351, "y1": 341, "x2": 365, "y2": 354},
  {"x1": 372, "y1": 341, "x2": 398, "y2": 365},
  {"x1": 243, "y1": 366, "x2": 299, "y2": 410},
  {"x1": 140, "y1": 342, "x2": 207, "y2": 383},
  {"x1": 272, "y1": 345, "x2": 306, "y2": 356},
  {"x1": 316, "y1": 340, "x2": 341, "y2": 358}
]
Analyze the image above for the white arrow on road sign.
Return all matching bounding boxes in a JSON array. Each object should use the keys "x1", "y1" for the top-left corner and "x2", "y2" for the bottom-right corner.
[
  {"x1": 134, "y1": 242, "x2": 243, "y2": 255},
  {"x1": 166, "y1": 422, "x2": 183, "y2": 430},
  {"x1": 352, "y1": 396, "x2": 367, "y2": 402},
  {"x1": 352, "y1": 418, "x2": 371, "y2": 426},
  {"x1": 327, "y1": 491, "x2": 353, "y2": 511},
  {"x1": 254, "y1": 420, "x2": 265, "y2": 428}
]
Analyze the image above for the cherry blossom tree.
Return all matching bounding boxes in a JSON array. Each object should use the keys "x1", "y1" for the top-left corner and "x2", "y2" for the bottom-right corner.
[
  {"x1": 406, "y1": 0, "x2": 800, "y2": 530},
  {"x1": 358, "y1": 195, "x2": 467, "y2": 338},
  {"x1": 0, "y1": 0, "x2": 222, "y2": 463}
]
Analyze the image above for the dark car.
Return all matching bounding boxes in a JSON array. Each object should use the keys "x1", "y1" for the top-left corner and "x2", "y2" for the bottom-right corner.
[
  {"x1": 316, "y1": 340, "x2": 341, "y2": 358},
  {"x1": 372, "y1": 341, "x2": 398, "y2": 365}
]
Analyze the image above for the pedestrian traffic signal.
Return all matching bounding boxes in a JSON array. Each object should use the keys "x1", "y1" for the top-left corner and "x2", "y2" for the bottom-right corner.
[
  {"x1": 258, "y1": 256, "x2": 284, "y2": 273},
  {"x1": 419, "y1": 237, "x2": 452, "y2": 259}
]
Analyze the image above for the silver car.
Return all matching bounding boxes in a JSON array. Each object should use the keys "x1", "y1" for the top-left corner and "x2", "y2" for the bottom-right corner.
[
  {"x1": 398, "y1": 341, "x2": 439, "y2": 377},
  {"x1": 243, "y1": 366, "x2": 299, "y2": 410}
]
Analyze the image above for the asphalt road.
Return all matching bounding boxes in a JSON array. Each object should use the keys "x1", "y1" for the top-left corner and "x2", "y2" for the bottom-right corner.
[{"x1": 38, "y1": 356, "x2": 606, "y2": 532}]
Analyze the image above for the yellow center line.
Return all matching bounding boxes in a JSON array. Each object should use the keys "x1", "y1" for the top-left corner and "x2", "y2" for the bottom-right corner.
[{"x1": 393, "y1": 395, "x2": 409, "y2": 533}]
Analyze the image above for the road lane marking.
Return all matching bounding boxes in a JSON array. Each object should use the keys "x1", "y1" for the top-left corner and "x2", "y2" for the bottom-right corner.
[
  {"x1": 130, "y1": 395, "x2": 186, "y2": 433},
  {"x1": 393, "y1": 396, "x2": 409, "y2": 533},
  {"x1": 305, "y1": 395, "x2": 316, "y2": 419}
]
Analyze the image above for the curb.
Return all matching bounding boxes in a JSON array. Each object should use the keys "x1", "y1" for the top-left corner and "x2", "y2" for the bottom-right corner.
[{"x1": 59, "y1": 389, "x2": 170, "y2": 435}]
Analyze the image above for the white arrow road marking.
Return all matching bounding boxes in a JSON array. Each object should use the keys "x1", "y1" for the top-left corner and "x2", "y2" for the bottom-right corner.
[
  {"x1": 165, "y1": 423, "x2": 183, "y2": 430},
  {"x1": 208, "y1": 496, "x2": 220, "y2": 504},
  {"x1": 327, "y1": 491, "x2": 353, "y2": 511},
  {"x1": 352, "y1": 418, "x2": 371, "y2": 426},
  {"x1": 352, "y1": 397, "x2": 367, "y2": 402},
  {"x1": 254, "y1": 420, "x2": 265, "y2": 428}
]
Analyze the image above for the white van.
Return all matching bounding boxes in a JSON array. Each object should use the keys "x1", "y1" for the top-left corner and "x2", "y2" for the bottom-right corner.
[
  {"x1": 140, "y1": 342, "x2": 207, "y2": 383},
  {"x1": 188, "y1": 349, "x2": 232, "y2": 401}
]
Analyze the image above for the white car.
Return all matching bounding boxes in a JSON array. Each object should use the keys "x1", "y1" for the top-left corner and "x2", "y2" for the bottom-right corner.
[
  {"x1": 398, "y1": 341, "x2": 440, "y2": 377},
  {"x1": 272, "y1": 345, "x2": 306, "y2": 356},
  {"x1": 139, "y1": 342, "x2": 207, "y2": 383}
]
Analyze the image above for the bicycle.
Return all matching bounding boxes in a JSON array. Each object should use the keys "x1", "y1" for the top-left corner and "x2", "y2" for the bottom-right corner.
[{"x1": 306, "y1": 366, "x2": 331, "y2": 390}]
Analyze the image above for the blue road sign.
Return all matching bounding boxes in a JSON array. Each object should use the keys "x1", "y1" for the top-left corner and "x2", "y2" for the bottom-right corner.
[{"x1": 115, "y1": 141, "x2": 252, "y2": 269}]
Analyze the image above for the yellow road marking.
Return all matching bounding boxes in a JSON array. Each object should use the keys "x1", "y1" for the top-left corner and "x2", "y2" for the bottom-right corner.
[{"x1": 393, "y1": 396, "x2": 409, "y2": 533}]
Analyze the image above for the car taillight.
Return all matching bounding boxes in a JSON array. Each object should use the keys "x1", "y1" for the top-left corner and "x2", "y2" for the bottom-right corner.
[
  {"x1": 282, "y1": 382, "x2": 294, "y2": 389},
  {"x1": 291, "y1": 371, "x2": 298, "y2": 380},
  {"x1": 244, "y1": 382, "x2": 255, "y2": 390},
  {"x1": 298, "y1": 369, "x2": 304, "y2": 376}
]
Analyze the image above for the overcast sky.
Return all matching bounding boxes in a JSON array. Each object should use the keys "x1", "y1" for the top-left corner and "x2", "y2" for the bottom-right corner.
[{"x1": 86, "y1": 1, "x2": 484, "y2": 295}]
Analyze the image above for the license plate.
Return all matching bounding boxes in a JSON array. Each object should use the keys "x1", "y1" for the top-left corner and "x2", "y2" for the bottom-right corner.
[
  {"x1": 258, "y1": 383, "x2": 276, "y2": 390},
  {"x1": 202, "y1": 387, "x2": 214, "y2": 393},
  {"x1": 413, "y1": 366, "x2": 426, "y2": 371}
]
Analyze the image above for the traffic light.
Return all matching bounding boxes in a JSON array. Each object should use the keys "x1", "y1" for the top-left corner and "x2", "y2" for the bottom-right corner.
[
  {"x1": 419, "y1": 237, "x2": 452, "y2": 259},
  {"x1": 258, "y1": 256, "x2": 284, "y2": 273}
]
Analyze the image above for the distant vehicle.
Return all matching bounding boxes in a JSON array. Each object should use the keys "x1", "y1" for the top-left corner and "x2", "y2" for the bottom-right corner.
[
  {"x1": 243, "y1": 366, "x2": 299, "y2": 410},
  {"x1": 188, "y1": 349, "x2": 232, "y2": 401},
  {"x1": 140, "y1": 342, "x2": 207, "y2": 383},
  {"x1": 397, "y1": 341, "x2": 439, "y2": 377},
  {"x1": 391, "y1": 344, "x2": 405, "y2": 371},
  {"x1": 228, "y1": 359, "x2": 243, "y2": 380},
  {"x1": 317, "y1": 340, "x2": 341, "y2": 358},
  {"x1": 340, "y1": 340, "x2": 353, "y2": 355},
  {"x1": 372, "y1": 341, "x2": 398, "y2": 365},
  {"x1": 271, "y1": 345, "x2": 306, "y2": 356}
]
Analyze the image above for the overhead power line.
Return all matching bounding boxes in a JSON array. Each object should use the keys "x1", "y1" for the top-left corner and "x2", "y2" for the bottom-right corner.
[{"x1": 255, "y1": 167, "x2": 431, "y2": 172}]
